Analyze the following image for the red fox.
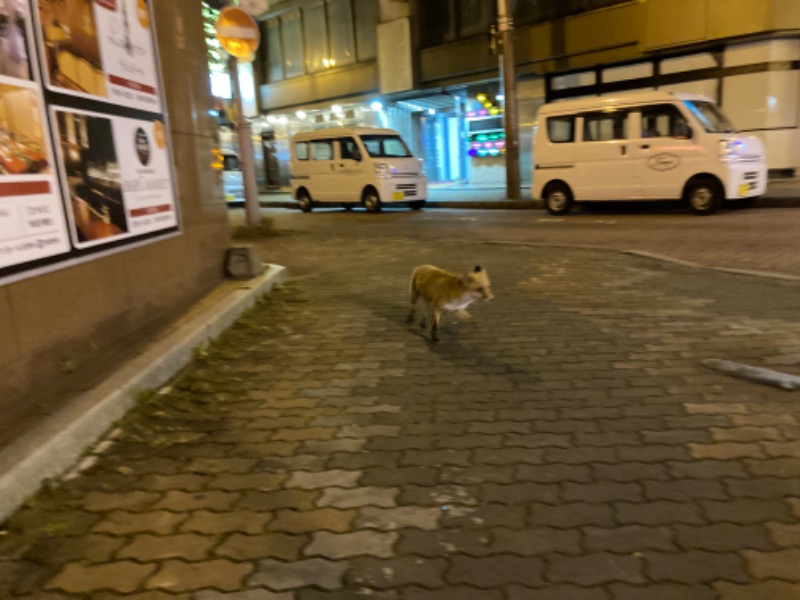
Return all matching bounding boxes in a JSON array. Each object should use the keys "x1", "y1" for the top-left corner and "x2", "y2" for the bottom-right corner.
[{"x1": 407, "y1": 264, "x2": 493, "y2": 342}]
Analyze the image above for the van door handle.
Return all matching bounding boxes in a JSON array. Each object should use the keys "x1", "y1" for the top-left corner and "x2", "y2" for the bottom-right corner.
[
  {"x1": 641, "y1": 144, "x2": 650, "y2": 150},
  {"x1": 620, "y1": 145, "x2": 627, "y2": 156}
]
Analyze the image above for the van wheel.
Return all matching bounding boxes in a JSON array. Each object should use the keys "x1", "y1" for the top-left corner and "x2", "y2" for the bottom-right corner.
[
  {"x1": 686, "y1": 177, "x2": 722, "y2": 215},
  {"x1": 363, "y1": 189, "x2": 382, "y2": 213},
  {"x1": 544, "y1": 182, "x2": 574, "y2": 215},
  {"x1": 297, "y1": 189, "x2": 313, "y2": 213}
]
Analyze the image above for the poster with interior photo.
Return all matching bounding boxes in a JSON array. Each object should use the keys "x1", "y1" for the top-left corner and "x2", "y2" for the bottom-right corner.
[
  {"x1": 35, "y1": 0, "x2": 161, "y2": 112},
  {"x1": 52, "y1": 107, "x2": 175, "y2": 249},
  {"x1": 0, "y1": 1, "x2": 69, "y2": 270}
]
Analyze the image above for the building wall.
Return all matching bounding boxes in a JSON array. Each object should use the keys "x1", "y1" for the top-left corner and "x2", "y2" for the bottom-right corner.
[{"x1": 0, "y1": 0, "x2": 230, "y2": 419}]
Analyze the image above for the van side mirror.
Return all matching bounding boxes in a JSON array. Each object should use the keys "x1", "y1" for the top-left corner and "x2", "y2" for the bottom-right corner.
[{"x1": 352, "y1": 148, "x2": 362, "y2": 162}]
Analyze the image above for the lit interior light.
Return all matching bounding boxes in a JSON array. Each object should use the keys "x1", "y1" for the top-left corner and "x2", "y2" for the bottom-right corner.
[
  {"x1": 428, "y1": 108, "x2": 435, "y2": 115},
  {"x1": 476, "y1": 93, "x2": 487, "y2": 102},
  {"x1": 296, "y1": 110, "x2": 307, "y2": 119},
  {"x1": 370, "y1": 101, "x2": 383, "y2": 111}
]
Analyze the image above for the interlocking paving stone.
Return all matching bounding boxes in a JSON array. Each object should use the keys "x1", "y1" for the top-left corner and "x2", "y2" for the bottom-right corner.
[
  {"x1": 117, "y1": 533, "x2": 215, "y2": 561},
  {"x1": 268, "y1": 508, "x2": 357, "y2": 534},
  {"x1": 643, "y1": 551, "x2": 747, "y2": 583},
  {"x1": 742, "y1": 548, "x2": 800, "y2": 579},
  {"x1": 547, "y1": 553, "x2": 645, "y2": 585},
  {"x1": 6, "y1": 238, "x2": 800, "y2": 597},
  {"x1": 93, "y1": 510, "x2": 189, "y2": 535},
  {"x1": 215, "y1": 532, "x2": 308, "y2": 560},
  {"x1": 45, "y1": 561, "x2": 157, "y2": 594},
  {"x1": 249, "y1": 558, "x2": 348, "y2": 591},
  {"x1": 447, "y1": 555, "x2": 544, "y2": 587},
  {"x1": 306, "y1": 530, "x2": 398, "y2": 559},
  {"x1": 490, "y1": 527, "x2": 581, "y2": 555},
  {"x1": 347, "y1": 556, "x2": 448, "y2": 589},
  {"x1": 713, "y1": 581, "x2": 800, "y2": 600},
  {"x1": 507, "y1": 585, "x2": 610, "y2": 600},
  {"x1": 356, "y1": 506, "x2": 441, "y2": 531}
]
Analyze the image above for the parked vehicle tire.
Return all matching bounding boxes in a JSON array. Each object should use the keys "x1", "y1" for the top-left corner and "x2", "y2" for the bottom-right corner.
[
  {"x1": 543, "y1": 182, "x2": 574, "y2": 215},
  {"x1": 685, "y1": 177, "x2": 723, "y2": 215},
  {"x1": 297, "y1": 189, "x2": 313, "y2": 213},
  {"x1": 410, "y1": 200, "x2": 426, "y2": 211},
  {"x1": 363, "y1": 188, "x2": 382, "y2": 213}
]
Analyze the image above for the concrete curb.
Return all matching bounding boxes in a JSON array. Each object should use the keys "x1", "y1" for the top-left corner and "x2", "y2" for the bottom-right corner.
[{"x1": 0, "y1": 264, "x2": 288, "y2": 523}]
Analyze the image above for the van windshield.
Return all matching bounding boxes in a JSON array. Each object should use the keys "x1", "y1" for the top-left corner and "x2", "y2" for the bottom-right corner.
[
  {"x1": 683, "y1": 100, "x2": 737, "y2": 134},
  {"x1": 360, "y1": 135, "x2": 413, "y2": 158}
]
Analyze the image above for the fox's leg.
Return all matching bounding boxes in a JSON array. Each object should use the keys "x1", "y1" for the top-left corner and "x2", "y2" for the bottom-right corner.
[
  {"x1": 406, "y1": 289, "x2": 419, "y2": 325},
  {"x1": 431, "y1": 308, "x2": 441, "y2": 342},
  {"x1": 419, "y1": 301, "x2": 429, "y2": 329}
]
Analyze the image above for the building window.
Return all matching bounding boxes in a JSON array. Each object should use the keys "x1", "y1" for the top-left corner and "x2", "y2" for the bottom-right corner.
[
  {"x1": 354, "y1": 0, "x2": 377, "y2": 60},
  {"x1": 281, "y1": 10, "x2": 305, "y2": 78},
  {"x1": 328, "y1": 0, "x2": 356, "y2": 67},
  {"x1": 419, "y1": 0, "x2": 456, "y2": 47},
  {"x1": 304, "y1": 1, "x2": 329, "y2": 73},
  {"x1": 458, "y1": 0, "x2": 494, "y2": 38},
  {"x1": 266, "y1": 18, "x2": 283, "y2": 82},
  {"x1": 516, "y1": 0, "x2": 628, "y2": 26}
]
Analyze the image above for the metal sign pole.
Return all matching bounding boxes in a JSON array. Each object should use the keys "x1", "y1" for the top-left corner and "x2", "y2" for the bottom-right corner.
[
  {"x1": 497, "y1": 0, "x2": 520, "y2": 200},
  {"x1": 228, "y1": 56, "x2": 261, "y2": 226}
]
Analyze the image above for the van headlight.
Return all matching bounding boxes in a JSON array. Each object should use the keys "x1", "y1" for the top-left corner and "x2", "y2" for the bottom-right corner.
[
  {"x1": 719, "y1": 139, "x2": 744, "y2": 162},
  {"x1": 374, "y1": 163, "x2": 391, "y2": 178}
]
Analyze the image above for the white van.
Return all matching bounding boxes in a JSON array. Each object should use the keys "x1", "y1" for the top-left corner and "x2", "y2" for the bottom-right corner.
[
  {"x1": 290, "y1": 127, "x2": 427, "y2": 212},
  {"x1": 533, "y1": 91, "x2": 767, "y2": 215},
  {"x1": 221, "y1": 150, "x2": 244, "y2": 203}
]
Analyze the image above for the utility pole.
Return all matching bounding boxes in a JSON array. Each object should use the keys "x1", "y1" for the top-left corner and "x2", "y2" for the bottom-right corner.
[
  {"x1": 497, "y1": 0, "x2": 520, "y2": 199},
  {"x1": 228, "y1": 55, "x2": 261, "y2": 226}
]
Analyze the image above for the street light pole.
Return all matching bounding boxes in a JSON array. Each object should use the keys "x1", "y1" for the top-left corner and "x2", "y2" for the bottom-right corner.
[
  {"x1": 228, "y1": 55, "x2": 261, "y2": 226},
  {"x1": 497, "y1": 0, "x2": 520, "y2": 200}
]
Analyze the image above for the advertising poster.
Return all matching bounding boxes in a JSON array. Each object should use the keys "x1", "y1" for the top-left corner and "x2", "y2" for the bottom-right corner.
[
  {"x1": 0, "y1": 0, "x2": 70, "y2": 270},
  {"x1": 35, "y1": 0, "x2": 161, "y2": 112},
  {"x1": 52, "y1": 107, "x2": 176, "y2": 248}
]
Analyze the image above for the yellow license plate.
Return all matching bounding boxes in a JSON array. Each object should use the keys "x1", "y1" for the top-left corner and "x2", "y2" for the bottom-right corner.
[
  {"x1": 392, "y1": 191, "x2": 404, "y2": 200},
  {"x1": 738, "y1": 183, "x2": 749, "y2": 197}
]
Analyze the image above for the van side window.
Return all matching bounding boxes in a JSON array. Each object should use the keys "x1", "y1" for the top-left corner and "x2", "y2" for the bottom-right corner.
[
  {"x1": 339, "y1": 137, "x2": 359, "y2": 160},
  {"x1": 295, "y1": 142, "x2": 309, "y2": 161},
  {"x1": 223, "y1": 154, "x2": 240, "y2": 171},
  {"x1": 583, "y1": 111, "x2": 628, "y2": 141},
  {"x1": 547, "y1": 116, "x2": 575, "y2": 143},
  {"x1": 640, "y1": 104, "x2": 690, "y2": 138},
  {"x1": 312, "y1": 140, "x2": 333, "y2": 160}
]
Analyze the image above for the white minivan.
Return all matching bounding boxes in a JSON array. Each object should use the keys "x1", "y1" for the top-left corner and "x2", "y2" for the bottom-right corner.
[
  {"x1": 290, "y1": 127, "x2": 427, "y2": 212},
  {"x1": 533, "y1": 91, "x2": 767, "y2": 215}
]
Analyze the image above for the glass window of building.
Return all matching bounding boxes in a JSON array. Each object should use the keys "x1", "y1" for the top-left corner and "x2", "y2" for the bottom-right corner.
[
  {"x1": 354, "y1": 0, "x2": 377, "y2": 60},
  {"x1": 458, "y1": 0, "x2": 494, "y2": 38},
  {"x1": 266, "y1": 18, "x2": 283, "y2": 82},
  {"x1": 327, "y1": 0, "x2": 356, "y2": 66},
  {"x1": 419, "y1": 0, "x2": 456, "y2": 47},
  {"x1": 304, "y1": 1, "x2": 329, "y2": 73},
  {"x1": 281, "y1": 9, "x2": 305, "y2": 78},
  {"x1": 516, "y1": 0, "x2": 627, "y2": 26}
]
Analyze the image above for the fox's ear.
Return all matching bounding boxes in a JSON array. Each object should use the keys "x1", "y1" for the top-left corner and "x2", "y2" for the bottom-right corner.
[{"x1": 474, "y1": 265, "x2": 482, "y2": 273}]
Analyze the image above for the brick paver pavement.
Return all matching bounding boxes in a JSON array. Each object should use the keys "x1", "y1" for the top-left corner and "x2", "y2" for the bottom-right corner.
[{"x1": 3, "y1": 232, "x2": 800, "y2": 598}]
